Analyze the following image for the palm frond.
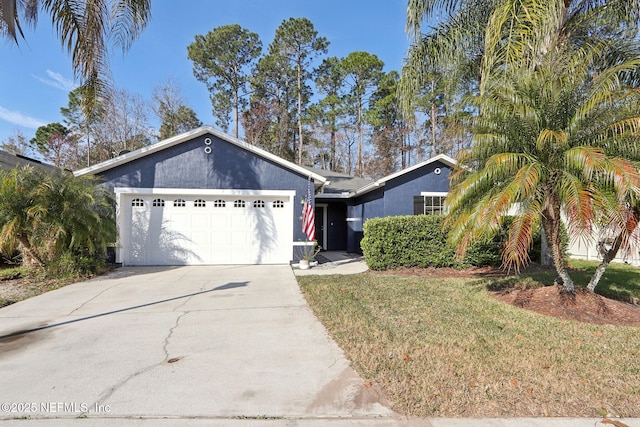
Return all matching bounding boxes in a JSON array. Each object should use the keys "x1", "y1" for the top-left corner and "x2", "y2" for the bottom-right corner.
[{"x1": 502, "y1": 200, "x2": 541, "y2": 272}]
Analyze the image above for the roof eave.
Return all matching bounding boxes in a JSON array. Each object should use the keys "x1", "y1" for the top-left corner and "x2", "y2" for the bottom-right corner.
[
  {"x1": 352, "y1": 154, "x2": 457, "y2": 197},
  {"x1": 315, "y1": 192, "x2": 355, "y2": 199}
]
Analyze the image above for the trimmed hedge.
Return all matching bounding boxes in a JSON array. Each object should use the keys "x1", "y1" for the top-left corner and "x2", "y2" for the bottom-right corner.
[{"x1": 360, "y1": 215, "x2": 505, "y2": 270}]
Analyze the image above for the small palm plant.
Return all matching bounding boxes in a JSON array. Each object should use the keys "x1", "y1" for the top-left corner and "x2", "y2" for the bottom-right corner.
[{"x1": 0, "y1": 166, "x2": 116, "y2": 273}]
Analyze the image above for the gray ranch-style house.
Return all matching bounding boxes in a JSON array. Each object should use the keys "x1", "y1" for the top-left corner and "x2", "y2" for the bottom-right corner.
[{"x1": 74, "y1": 126, "x2": 456, "y2": 266}]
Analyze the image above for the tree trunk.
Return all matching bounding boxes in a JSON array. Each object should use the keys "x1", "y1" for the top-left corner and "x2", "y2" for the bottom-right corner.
[
  {"x1": 356, "y1": 97, "x2": 363, "y2": 177},
  {"x1": 542, "y1": 205, "x2": 574, "y2": 292},
  {"x1": 297, "y1": 62, "x2": 303, "y2": 165},
  {"x1": 233, "y1": 88, "x2": 239, "y2": 138},
  {"x1": 330, "y1": 125, "x2": 336, "y2": 171},
  {"x1": 587, "y1": 206, "x2": 640, "y2": 291},
  {"x1": 17, "y1": 235, "x2": 45, "y2": 268},
  {"x1": 540, "y1": 228, "x2": 552, "y2": 266},
  {"x1": 430, "y1": 79, "x2": 437, "y2": 156}
]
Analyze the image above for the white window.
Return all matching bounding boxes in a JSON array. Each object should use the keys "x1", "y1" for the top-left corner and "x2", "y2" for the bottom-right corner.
[
  {"x1": 173, "y1": 199, "x2": 186, "y2": 207},
  {"x1": 253, "y1": 200, "x2": 265, "y2": 208},
  {"x1": 152, "y1": 198, "x2": 165, "y2": 207},
  {"x1": 194, "y1": 199, "x2": 206, "y2": 207},
  {"x1": 273, "y1": 200, "x2": 285, "y2": 208},
  {"x1": 213, "y1": 199, "x2": 226, "y2": 208},
  {"x1": 414, "y1": 193, "x2": 448, "y2": 215},
  {"x1": 234, "y1": 200, "x2": 246, "y2": 208},
  {"x1": 132, "y1": 198, "x2": 144, "y2": 207}
]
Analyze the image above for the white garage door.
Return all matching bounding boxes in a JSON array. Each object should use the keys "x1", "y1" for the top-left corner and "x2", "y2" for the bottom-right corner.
[{"x1": 117, "y1": 190, "x2": 294, "y2": 265}]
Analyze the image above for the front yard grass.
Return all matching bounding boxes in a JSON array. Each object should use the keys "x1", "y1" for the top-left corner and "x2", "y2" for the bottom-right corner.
[{"x1": 298, "y1": 270, "x2": 640, "y2": 417}]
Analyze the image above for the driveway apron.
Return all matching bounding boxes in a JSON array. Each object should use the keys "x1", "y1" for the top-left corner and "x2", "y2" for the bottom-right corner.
[{"x1": 0, "y1": 266, "x2": 393, "y2": 421}]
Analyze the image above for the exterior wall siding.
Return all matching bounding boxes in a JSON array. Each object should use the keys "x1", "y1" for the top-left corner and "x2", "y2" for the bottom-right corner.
[
  {"x1": 97, "y1": 133, "x2": 313, "y2": 249},
  {"x1": 345, "y1": 163, "x2": 451, "y2": 253},
  {"x1": 383, "y1": 161, "x2": 451, "y2": 217},
  {"x1": 93, "y1": 132, "x2": 454, "y2": 259},
  {"x1": 348, "y1": 187, "x2": 385, "y2": 253}
]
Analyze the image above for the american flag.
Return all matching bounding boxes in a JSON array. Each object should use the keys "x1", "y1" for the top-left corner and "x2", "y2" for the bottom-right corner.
[{"x1": 302, "y1": 178, "x2": 315, "y2": 241}]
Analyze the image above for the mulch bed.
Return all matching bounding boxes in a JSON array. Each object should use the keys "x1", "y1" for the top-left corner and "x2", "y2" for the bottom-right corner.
[
  {"x1": 376, "y1": 266, "x2": 640, "y2": 327},
  {"x1": 494, "y1": 285, "x2": 640, "y2": 327}
]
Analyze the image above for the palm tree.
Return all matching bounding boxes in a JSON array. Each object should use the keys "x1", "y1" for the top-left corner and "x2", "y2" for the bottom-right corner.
[
  {"x1": 402, "y1": 0, "x2": 640, "y2": 292},
  {"x1": 0, "y1": 0, "x2": 151, "y2": 110},
  {"x1": 0, "y1": 167, "x2": 116, "y2": 269},
  {"x1": 0, "y1": 167, "x2": 48, "y2": 266},
  {"x1": 30, "y1": 171, "x2": 116, "y2": 260},
  {"x1": 445, "y1": 42, "x2": 640, "y2": 292},
  {"x1": 405, "y1": 0, "x2": 640, "y2": 72}
]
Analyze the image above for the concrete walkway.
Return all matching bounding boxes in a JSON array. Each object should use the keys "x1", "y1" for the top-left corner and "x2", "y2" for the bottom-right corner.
[{"x1": 293, "y1": 251, "x2": 369, "y2": 276}]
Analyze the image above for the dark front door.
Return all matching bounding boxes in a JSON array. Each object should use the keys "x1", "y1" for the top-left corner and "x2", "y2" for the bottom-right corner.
[{"x1": 315, "y1": 206, "x2": 325, "y2": 250}]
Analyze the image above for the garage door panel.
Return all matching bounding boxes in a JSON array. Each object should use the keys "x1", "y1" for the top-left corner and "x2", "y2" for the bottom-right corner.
[
  {"x1": 122, "y1": 194, "x2": 292, "y2": 265},
  {"x1": 128, "y1": 207, "x2": 150, "y2": 265},
  {"x1": 150, "y1": 223, "x2": 191, "y2": 265}
]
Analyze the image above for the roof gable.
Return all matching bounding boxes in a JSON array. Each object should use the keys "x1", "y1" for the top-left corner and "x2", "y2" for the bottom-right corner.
[
  {"x1": 74, "y1": 126, "x2": 326, "y2": 184},
  {"x1": 354, "y1": 154, "x2": 456, "y2": 196}
]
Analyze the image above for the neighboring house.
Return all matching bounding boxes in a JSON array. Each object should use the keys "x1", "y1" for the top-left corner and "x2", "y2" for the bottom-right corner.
[
  {"x1": 0, "y1": 150, "x2": 57, "y2": 172},
  {"x1": 74, "y1": 126, "x2": 455, "y2": 266}
]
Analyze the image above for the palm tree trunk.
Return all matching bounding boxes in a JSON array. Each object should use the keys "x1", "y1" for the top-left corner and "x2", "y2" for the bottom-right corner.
[
  {"x1": 17, "y1": 235, "x2": 45, "y2": 268},
  {"x1": 542, "y1": 207, "x2": 574, "y2": 292},
  {"x1": 587, "y1": 207, "x2": 640, "y2": 291}
]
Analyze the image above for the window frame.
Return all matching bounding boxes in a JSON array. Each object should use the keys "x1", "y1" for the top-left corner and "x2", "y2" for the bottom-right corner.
[{"x1": 413, "y1": 192, "x2": 448, "y2": 215}]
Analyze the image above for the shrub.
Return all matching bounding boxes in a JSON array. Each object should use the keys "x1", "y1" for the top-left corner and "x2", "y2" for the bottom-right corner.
[
  {"x1": 362, "y1": 215, "x2": 473, "y2": 270},
  {"x1": 45, "y1": 252, "x2": 108, "y2": 278},
  {"x1": 361, "y1": 215, "x2": 569, "y2": 271},
  {"x1": 361, "y1": 215, "x2": 504, "y2": 270}
]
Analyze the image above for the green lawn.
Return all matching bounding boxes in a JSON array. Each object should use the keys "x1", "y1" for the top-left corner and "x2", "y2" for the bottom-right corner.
[{"x1": 298, "y1": 267, "x2": 640, "y2": 417}]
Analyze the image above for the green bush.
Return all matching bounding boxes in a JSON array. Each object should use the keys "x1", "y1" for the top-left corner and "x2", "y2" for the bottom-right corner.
[
  {"x1": 361, "y1": 215, "x2": 569, "y2": 271},
  {"x1": 361, "y1": 215, "x2": 465, "y2": 270},
  {"x1": 361, "y1": 215, "x2": 504, "y2": 270},
  {"x1": 45, "y1": 251, "x2": 108, "y2": 278}
]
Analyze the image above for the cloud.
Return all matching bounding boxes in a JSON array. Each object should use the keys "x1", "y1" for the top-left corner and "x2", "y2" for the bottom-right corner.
[
  {"x1": 32, "y1": 69, "x2": 78, "y2": 91},
  {"x1": 0, "y1": 106, "x2": 47, "y2": 129}
]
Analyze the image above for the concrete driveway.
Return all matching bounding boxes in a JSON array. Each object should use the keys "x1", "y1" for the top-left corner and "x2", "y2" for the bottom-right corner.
[{"x1": 0, "y1": 265, "x2": 399, "y2": 424}]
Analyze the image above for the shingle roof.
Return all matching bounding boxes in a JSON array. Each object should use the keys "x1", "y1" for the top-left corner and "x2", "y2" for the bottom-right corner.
[
  {"x1": 303, "y1": 166, "x2": 374, "y2": 196},
  {"x1": 306, "y1": 154, "x2": 457, "y2": 198},
  {"x1": 0, "y1": 150, "x2": 57, "y2": 172}
]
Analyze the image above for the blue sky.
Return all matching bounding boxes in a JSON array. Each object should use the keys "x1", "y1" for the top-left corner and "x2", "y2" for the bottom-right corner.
[{"x1": 0, "y1": 0, "x2": 411, "y2": 147}]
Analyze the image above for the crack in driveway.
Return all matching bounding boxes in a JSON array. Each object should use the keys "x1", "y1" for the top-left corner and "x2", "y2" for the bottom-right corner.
[
  {"x1": 90, "y1": 309, "x2": 191, "y2": 413},
  {"x1": 67, "y1": 281, "x2": 126, "y2": 316}
]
